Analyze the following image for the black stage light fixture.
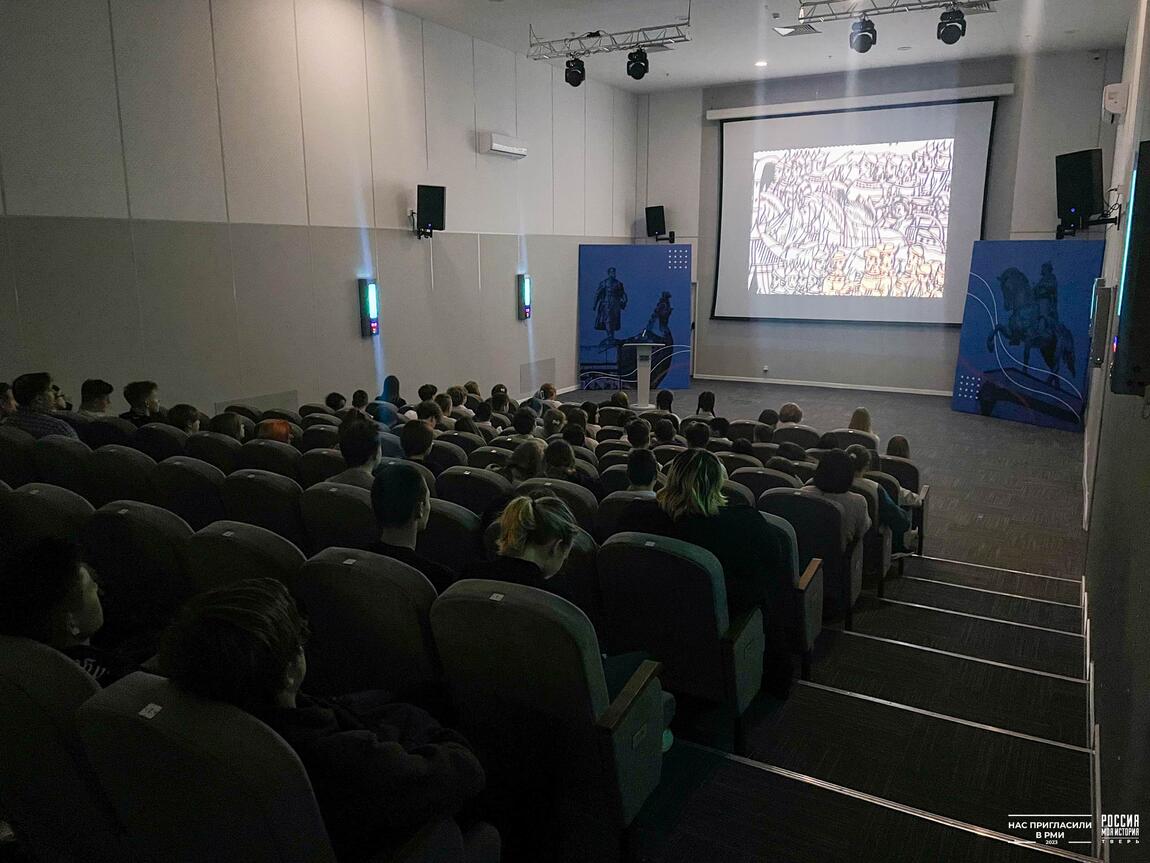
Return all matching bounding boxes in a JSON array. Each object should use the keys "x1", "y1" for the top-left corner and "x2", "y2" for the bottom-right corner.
[
  {"x1": 627, "y1": 47, "x2": 649, "y2": 80},
  {"x1": 937, "y1": 8, "x2": 967, "y2": 45},
  {"x1": 565, "y1": 55, "x2": 585, "y2": 87},
  {"x1": 849, "y1": 16, "x2": 877, "y2": 53}
]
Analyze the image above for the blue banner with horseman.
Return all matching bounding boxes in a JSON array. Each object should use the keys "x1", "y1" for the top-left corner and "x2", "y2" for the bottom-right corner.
[
  {"x1": 952, "y1": 240, "x2": 1104, "y2": 431},
  {"x1": 577, "y1": 244, "x2": 693, "y2": 391}
]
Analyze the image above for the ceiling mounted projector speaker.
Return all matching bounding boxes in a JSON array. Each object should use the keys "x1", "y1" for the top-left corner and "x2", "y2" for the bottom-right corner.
[
  {"x1": 849, "y1": 17, "x2": 876, "y2": 53},
  {"x1": 627, "y1": 48, "x2": 649, "y2": 80},
  {"x1": 937, "y1": 8, "x2": 967, "y2": 45},
  {"x1": 565, "y1": 56, "x2": 585, "y2": 87},
  {"x1": 480, "y1": 132, "x2": 528, "y2": 159}
]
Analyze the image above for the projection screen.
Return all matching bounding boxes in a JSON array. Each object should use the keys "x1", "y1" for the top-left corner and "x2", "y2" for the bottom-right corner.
[{"x1": 713, "y1": 100, "x2": 995, "y2": 324}]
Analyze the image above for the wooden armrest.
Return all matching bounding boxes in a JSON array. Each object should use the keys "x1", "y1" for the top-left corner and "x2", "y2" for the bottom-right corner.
[
  {"x1": 721, "y1": 608, "x2": 762, "y2": 644},
  {"x1": 797, "y1": 558, "x2": 822, "y2": 591},
  {"x1": 596, "y1": 659, "x2": 663, "y2": 733}
]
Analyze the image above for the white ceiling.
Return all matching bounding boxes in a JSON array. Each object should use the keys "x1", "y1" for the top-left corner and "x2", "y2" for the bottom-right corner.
[{"x1": 383, "y1": 0, "x2": 1133, "y2": 91}]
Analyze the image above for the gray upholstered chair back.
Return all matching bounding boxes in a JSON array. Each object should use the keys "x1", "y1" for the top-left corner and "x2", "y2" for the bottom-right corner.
[
  {"x1": 867, "y1": 470, "x2": 902, "y2": 504},
  {"x1": 436, "y1": 466, "x2": 512, "y2": 515},
  {"x1": 33, "y1": 434, "x2": 93, "y2": 499},
  {"x1": 828, "y1": 428, "x2": 880, "y2": 451},
  {"x1": 0, "y1": 424, "x2": 37, "y2": 486},
  {"x1": 426, "y1": 440, "x2": 468, "y2": 473},
  {"x1": 185, "y1": 431, "x2": 243, "y2": 474},
  {"x1": 134, "y1": 423, "x2": 188, "y2": 462},
  {"x1": 261, "y1": 407, "x2": 303, "y2": 425},
  {"x1": 89, "y1": 444, "x2": 155, "y2": 507},
  {"x1": 78, "y1": 672, "x2": 337, "y2": 863},
  {"x1": 593, "y1": 490, "x2": 654, "y2": 542},
  {"x1": 722, "y1": 479, "x2": 755, "y2": 508},
  {"x1": 0, "y1": 482, "x2": 94, "y2": 554},
  {"x1": 595, "y1": 440, "x2": 630, "y2": 456},
  {"x1": 82, "y1": 417, "x2": 138, "y2": 449},
  {"x1": 751, "y1": 442, "x2": 779, "y2": 463},
  {"x1": 517, "y1": 477, "x2": 598, "y2": 532},
  {"x1": 378, "y1": 456, "x2": 437, "y2": 497},
  {"x1": 222, "y1": 469, "x2": 306, "y2": 548},
  {"x1": 300, "y1": 482, "x2": 376, "y2": 552},
  {"x1": 416, "y1": 498, "x2": 481, "y2": 575},
  {"x1": 728, "y1": 420, "x2": 770, "y2": 441},
  {"x1": 300, "y1": 413, "x2": 341, "y2": 429},
  {"x1": 467, "y1": 446, "x2": 509, "y2": 470},
  {"x1": 879, "y1": 455, "x2": 920, "y2": 492},
  {"x1": 652, "y1": 444, "x2": 685, "y2": 466},
  {"x1": 300, "y1": 425, "x2": 340, "y2": 452},
  {"x1": 717, "y1": 452, "x2": 762, "y2": 475},
  {"x1": 153, "y1": 456, "x2": 226, "y2": 530},
  {"x1": 299, "y1": 403, "x2": 335, "y2": 418},
  {"x1": 772, "y1": 425, "x2": 821, "y2": 449},
  {"x1": 240, "y1": 439, "x2": 302, "y2": 482},
  {"x1": 185, "y1": 520, "x2": 305, "y2": 592},
  {"x1": 298, "y1": 448, "x2": 347, "y2": 488},
  {"x1": 759, "y1": 489, "x2": 845, "y2": 565},
  {"x1": 730, "y1": 467, "x2": 801, "y2": 502},
  {"x1": 596, "y1": 450, "x2": 630, "y2": 471},
  {"x1": 598, "y1": 464, "x2": 632, "y2": 495},
  {"x1": 438, "y1": 431, "x2": 484, "y2": 454}
]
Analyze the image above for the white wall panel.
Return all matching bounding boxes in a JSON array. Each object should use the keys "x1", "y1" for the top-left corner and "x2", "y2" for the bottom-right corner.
[
  {"x1": 296, "y1": 0, "x2": 374, "y2": 228},
  {"x1": 646, "y1": 88, "x2": 702, "y2": 238},
  {"x1": 0, "y1": 0, "x2": 127, "y2": 218},
  {"x1": 423, "y1": 22, "x2": 478, "y2": 233},
  {"x1": 515, "y1": 56, "x2": 554, "y2": 235},
  {"x1": 584, "y1": 80, "x2": 615, "y2": 237},
  {"x1": 365, "y1": 4, "x2": 428, "y2": 229},
  {"x1": 212, "y1": 0, "x2": 308, "y2": 225},
  {"x1": 552, "y1": 76, "x2": 586, "y2": 236},
  {"x1": 474, "y1": 40, "x2": 519, "y2": 234},
  {"x1": 612, "y1": 89, "x2": 638, "y2": 237},
  {"x1": 635, "y1": 95, "x2": 650, "y2": 230}
]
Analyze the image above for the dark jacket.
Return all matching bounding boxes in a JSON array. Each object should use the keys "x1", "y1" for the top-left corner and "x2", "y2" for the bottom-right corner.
[
  {"x1": 369, "y1": 542, "x2": 456, "y2": 594},
  {"x1": 62, "y1": 644, "x2": 136, "y2": 688},
  {"x1": 258, "y1": 693, "x2": 485, "y2": 862}
]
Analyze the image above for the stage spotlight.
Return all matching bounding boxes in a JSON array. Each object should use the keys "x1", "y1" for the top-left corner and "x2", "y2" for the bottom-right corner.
[
  {"x1": 565, "y1": 55, "x2": 585, "y2": 87},
  {"x1": 849, "y1": 16, "x2": 877, "y2": 53},
  {"x1": 627, "y1": 48, "x2": 649, "y2": 80},
  {"x1": 937, "y1": 8, "x2": 967, "y2": 45}
]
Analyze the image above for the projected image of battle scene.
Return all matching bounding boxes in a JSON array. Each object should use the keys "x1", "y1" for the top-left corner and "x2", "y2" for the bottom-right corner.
[{"x1": 748, "y1": 138, "x2": 954, "y2": 299}]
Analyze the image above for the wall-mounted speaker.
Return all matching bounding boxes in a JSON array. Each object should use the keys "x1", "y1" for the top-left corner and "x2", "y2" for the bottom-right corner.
[
  {"x1": 645, "y1": 205, "x2": 666, "y2": 238},
  {"x1": 1112, "y1": 140, "x2": 1150, "y2": 396},
  {"x1": 1089, "y1": 278, "x2": 1112, "y2": 369},
  {"x1": 417, "y1": 185, "x2": 445, "y2": 233},
  {"x1": 1056, "y1": 149, "x2": 1104, "y2": 229}
]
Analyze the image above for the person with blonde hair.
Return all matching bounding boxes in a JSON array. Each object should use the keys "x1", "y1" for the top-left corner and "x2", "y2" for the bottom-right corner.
[
  {"x1": 618, "y1": 449, "x2": 793, "y2": 696},
  {"x1": 848, "y1": 406, "x2": 876, "y2": 441}
]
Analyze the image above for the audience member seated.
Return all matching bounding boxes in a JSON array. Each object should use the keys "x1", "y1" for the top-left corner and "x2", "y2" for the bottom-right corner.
[
  {"x1": 380, "y1": 374, "x2": 407, "y2": 410},
  {"x1": 765, "y1": 456, "x2": 798, "y2": 477},
  {"x1": 256, "y1": 418, "x2": 292, "y2": 444},
  {"x1": 799, "y1": 449, "x2": 871, "y2": 545},
  {"x1": 167, "y1": 403, "x2": 201, "y2": 434},
  {"x1": 778, "y1": 403, "x2": 804, "y2": 427},
  {"x1": 580, "y1": 401, "x2": 601, "y2": 436},
  {"x1": 447, "y1": 386, "x2": 473, "y2": 418},
  {"x1": 488, "y1": 384, "x2": 513, "y2": 416},
  {"x1": 4, "y1": 372, "x2": 79, "y2": 439},
  {"x1": 542, "y1": 409, "x2": 565, "y2": 438},
  {"x1": 757, "y1": 408, "x2": 779, "y2": 429},
  {"x1": 498, "y1": 441, "x2": 543, "y2": 485},
  {"x1": 709, "y1": 418, "x2": 734, "y2": 449},
  {"x1": 561, "y1": 422, "x2": 595, "y2": 452},
  {"x1": 507, "y1": 407, "x2": 540, "y2": 446},
  {"x1": 370, "y1": 462, "x2": 456, "y2": 592},
  {"x1": 538, "y1": 382, "x2": 561, "y2": 410},
  {"x1": 777, "y1": 442, "x2": 814, "y2": 463},
  {"x1": 847, "y1": 445, "x2": 914, "y2": 553},
  {"x1": 324, "y1": 392, "x2": 347, "y2": 413},
  {"x1": 654, "y1": 389, "x2": 677, "y2": 420},
  {"x1": 625, "y1": 418, "x2": 651, "y2": 450},
  {"x1": 0, "y1": 538, "x2": 135, "y2": 687},
  {"x1": 683, "y1": 421, "x2": 710, "y2": 449},
  {"x1": 0, "y1": 381, "x2": 16, "y2": 419},
  {"x1": 464, "y1": 381, "x2": 481, "y2": 400},
  {"x1": 350, "y1": 390, "x2": 370, "y2": 414},
  {"x1": 887, "y1": 434, "x2": 911, "y2": 459},
  {"x1": 120, "y1": 380, "x2": 162, "y2": 428},
  {"x1": 542, "y1": 440, "x2": 602, "y2": 497},
  {"x1": 607, "y1": 391, "x2": 629, "y2": 409},
  {"x1": 474, "y1": 402, "x2": 497, "y2": 435},
  {"x1": 78, "y1": 379, "x2": 114, "y2": 419},
  {"x1": 208, "y1": 411, "x2": 245, "y2": 441},
  {"x1": 417, "y1": 384, "x2": 438, "y2": 403},
  {"x1": 653, "y1": 418, "x2": 678, "y2": 446},
  {"x1": 158, "y1": 579, "x2": 492, "y2": 862},
  {"x1": 401, "y1": 420, "x2": 439, "y2": 474},
  {"x1": 433, "y1": 394, "x2": 457, "y2": 430},
  {"x1": 732, "y1": 438, "x2": 755, "y2": 457},
  {"x1": 326, "y1": 419, "x2": 383, "y2": 490},
  {"x1": 466, "y1": 493, "x2": 576, "y2": 588},
  {"x1": 849, "y1": 406, "x2": 875, "y2": 440},
  {"x1": 616, "y1": 449, "x2": 793, "y2": 696},
  {"x1": 626, "y1": 449, "x2": 658, "y2": 494},
  {"x1": 694, "y1": 391, "x2": 716, "y2": 419}
]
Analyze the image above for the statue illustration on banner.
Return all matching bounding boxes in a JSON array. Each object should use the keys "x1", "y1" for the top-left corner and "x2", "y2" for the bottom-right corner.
[{"x1": 578, "y1": 245, "x2": 692, "y2": 391}]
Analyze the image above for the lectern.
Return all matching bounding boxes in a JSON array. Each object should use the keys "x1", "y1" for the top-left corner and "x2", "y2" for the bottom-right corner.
[{"x1": 624, "y1": 343, "x2": 655, "y2": 409}]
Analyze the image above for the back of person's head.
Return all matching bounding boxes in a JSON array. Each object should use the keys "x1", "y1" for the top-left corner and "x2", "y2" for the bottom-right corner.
[
  {"x1": 511, "y1": 407, "x2": 537, "y2": 436},
  {"x1": 684, "y1": 421, "x2": 710, "y2": 448},
  {"x1": 168, "y1": 403, "x2": 201, "y2": 433},
  {"x1": 433, "y1": 393, "x2": 453, "y2": 416},
  {"x1": 122, "y1": 380, "x2": 158, "y2": 410},
  {"x1": 324, "y1": 392, "x2": 346, "y2": 412},
  {"x1": 474, "y1": 402, "x2": 492, "y2": 422},
  {"x1": 653, "y1": 418, "x2": 676, "y2": 443},
  {"x1": 351, "y1": 389, "x2": 369, "y2": 409},
  {"x1": 812, "y1": 449, "x2": 854, "y2": 494},
  {"x1": 758, "y1": 408, "x2": 779, "y2": 427},
  {"x1": 817, "y1": 432, "x2": 838, "y2": 449},
  {"x1": 626, "y1": 448, "x2": 659, "y2": 489},
  {"x1": 779, "y1": 402, "x2": 803, "y2": 424},
  {"x1": 580, "y1": 401, "x2": 598, "y2": 424},
  {"x1": 765, "y1": 456, "x2": 797, "y2": 476},
  {"x1": 849, "y1": 407, "x2": 872, "y2": 433},
  {"x1": 543, "y1": 409, "x2": 565, "y2": 436},
  {"x1": 543, "y1": 439, "x2": 576, "y2": 478},
  {"x1": 540, "y1": 382, "x2": 557, "y2": 400},
  {"x1": 80, "y1": 378, "x2": 114, "y2": 408},
  {"x1": 732, "y1": 438, "x2": 754, "y2": 456},
  {"x1": 381, "y1": 374, "x2": 401, "y2": 403},
  {"x1": 886, "y1": 435, "x2": 911, "y2": 459},
  {"x1": 567, "y1": 407, "x2": 588, "y2": 429},
  {"x1": 490, "y1": 384, "x2": 509, "y2": 411},
  {"x1": 503, "y1": 441, "x2": 543, "y2": 482},
  {"x1": 209, "y1": 412, "x2": 244, "y2": 441},
  {"x1": 0, "y1": 538, "x2": 102, "y2": 648},
  {"x1": 777, "y1": 442, "x2": 808, "y2": 462},
  {"x1": 159, "y1": 578, "x2": 308, "y2": 713},
  {"x1": 846, "y1": 444, "x2": 871, "y2": 476},
  {"x1": 696, "y1": 391, "x2": 716, "y2": 415},
  {"x1": 464, "y1": 380, "x2": 481, "y2": 396},
  {"x1": 339, "y1": 419, "x2": 382, "y2": 467},
  {"x1": 497, "y1": 494, "x2": 577, "y2": 559},
  {"x1": 625, "y1": 418, "x2": 651, "y2": 448},
  {"x1": 256, "y1": 419, "x2": 291, "y2": 444},
  {"x1": 415, "y1": 400, "x2": 443, "y2": 424},
  {"x1": 400, "y1": 419, "x2": 434, "y2": 457},
  {"x1": 658, "y1": 449, "x2": 727, "y2": 520},
  {"x1": 371, "y1": 461, "x2": 428, "y2": 528},
  {"x1": 561, "y1": 424, "x2": 586, "y2": 446},
  {"x1": 447, "y1": 386, "x2": 466, "y2": 407},
  {"x1": 711, "y1": 417, "x2": 730, "y2": 438},
  {"x1": 12, "y1": 372, "x2": 54, "y2": 408},
  {"x1": 656, "y1": 389, "x2": 673, "y2": 411},
  {"x1": 608, "y1": 391, "x2": 629, "y2": 408},
  {"x1": 417, "y1": 383, "x2": 437, "y2": 402}
]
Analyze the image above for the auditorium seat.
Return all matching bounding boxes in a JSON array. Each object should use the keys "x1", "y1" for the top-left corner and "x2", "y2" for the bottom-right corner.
[
  {"x1": 772, "y1": 425, "x2": 821, "y2": 449},
  {"x1": 570, "y1": 444, "x2": 599, "y2": 467},
  {"x1": 436, "y1": 467, "x2": 511, "y2": 515},
  {"x1": 240, "y1": 439, "x2": 301, "y2": 482},
  {"x1": 153, "y1": 456, "x2": 226, "y2": 530},
  {"x1": 518, "y1": 477, "x2": 597, "y2": 532},
  {"x1": 426, "y1": 440, "x2": 468, "y2": 474},
  {"x1": 0, "y1": 636, "x2": 122, "y2": 862},
  {"x1": 416, "y1": 498, "x2": 481, "y2": 576},
  {"x1": 758, "y1": 512, "x2": 825, "y2": 679},
  {"x1": 77, "y1": 671, "x2": 340, "y2": 863},
  {"x1": 0, "y1": 424, "x2": 37, "y2": 487},
  {"x1": 185, "y1": 520, "x2": 305, "y2": 592},
  {"x1": 293, "y1": 549, "x2": 441, "y2": 700},
  {"x1": 298, "y1": 448, "x2": 346, "y2": 488},
  {"x1": 878, "y1": 454, "x2": 920, "y2": 492},
  {"x1": 134, "y1": 422, "x2": 188, "y2": 463},
  {"x1": 379, "y1": 430, "x2": 405, "y2": 458},
  {"x1": 51, "y1": 410, "x2": 91, "y2": 436},
  {"x1": 33, "y1": 434, "x2": 94, "y2": 500},
  {"x1": 260, "y1": 407, "x2": 303, "y2": 426},
  {"x1": 595, "y1": 425, "x2": 625, "y2": 442},
  {"x1": 594, "y1": 440, "x2": 630, "y2": 456},
  {"x1": 299, "y1": 413, "x2": 341, "y2": 429},
  {"x1": 851, "y1": 479, "x2": 893, "y2": 587},
  {"x1": 730, "y1": 467, "x2": 801, "y2": 502},
  {"x1": 80, "y1": 501, "x2": 195, "y2": 639},
  {"x1": 597, "y1": 407, "x2": 634, "y2": 427},
  {"x1": 722, "y1": 479, "x2": 756, "y2": 508},
  {"x1": 596, "y1": 450, "x2": 630, "y2": 471},
  {"x1": 225, "y1": 403, "x2": 261, "y2": 423},
  {"x1": 468, "y1": 446, "x2": 509, "y2": 470},
  {"x1": 88, "y1": 444, "x2": 156, "y2": 508},
  {"x1": 186, "y1": 431, "x2": 243, "y2": 475},
  {"x1": 598, "y1": 465, "x2": 633, "y2": 495},
  {"x1": 638, "y1": 410, "x2": 672, "y2": 429},
  {"x1": 298, "y1": 402, "x2": 335, "y2": 418},
  {"x1": 867, "y1": 469, "x2": 902, "y2": 505},
  {"x1": 751, "y1": 442, "x2": 779, "y2": 463},
  {"x1": 486, "y1": 436, "x2": 518, "y2": 452},
  {"x1": 0, "y1": 483, "x2": 94, "y2": 553},
  {"x1": 438, "y1": 431, "x2": 484, "y2": 454},
  {"x1": 81, "y1": 417, "x2": 137, "y2": 449},
  {"x1": 431, "y1": 580, "x2": 665, "y2": 857},
  {"x1": 379, "y1": 456, "x2": 437, "y2": 497},
  {"x1": 299, "y1": 483, "x2": 376, "y2": 551},
  {"x1": 717, "y1": 452, "x2": 762, "y2": 475},
  {"x1": 300, "y1": 425, "x2": 339, "y2": 453},
  {"x1": 790, "y1": 460, "x2": 816, "y2": 482},
  {"x1": 759, "y1": 489, "x2": 862, "y2": 629},
  {"x1": 573, "y1": 460, "x2": 601, "y2": 493},
  {"x1": 599, "y1": 532, "x2": 763, "y2": 752},
  {"x1": 804, "y1": 448, "x2": 834, "y2": 461},
  {"x1": 222, "y1": 469, "x2": 306, "y2": 549},
  {"x1": 652, "y1": 444, "x2": 686, "y2": 466},
  {"x1": 729, "y1": 420, "x2": 769, "y2": 441},
  {"x1": 828, "y1": 428, "x2": 880, "y2": 451}
]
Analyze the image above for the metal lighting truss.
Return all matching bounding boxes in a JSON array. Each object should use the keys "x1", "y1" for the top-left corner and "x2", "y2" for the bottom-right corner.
[
  {"x1": 795, "y1": 0, "x2": 994, "y2": 23},
  {"x1": 528, "y1": 2, "x2": 691, "y2": 60}
]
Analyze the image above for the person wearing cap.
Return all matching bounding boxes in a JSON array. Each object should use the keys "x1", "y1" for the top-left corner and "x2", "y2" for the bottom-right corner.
[
  {"x1": 370, "y1": 461, "x2": 456, "y2": 593},
  {"x1": 78, "y1": 379, "x2": 115, "y2": 419}
]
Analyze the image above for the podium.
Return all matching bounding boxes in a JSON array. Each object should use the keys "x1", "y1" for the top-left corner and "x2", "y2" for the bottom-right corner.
[{"x1": 624, "y1": 342, "x2": 655, "y2": 409}]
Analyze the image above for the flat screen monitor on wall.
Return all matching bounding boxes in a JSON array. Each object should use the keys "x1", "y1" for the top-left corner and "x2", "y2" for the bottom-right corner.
[{"x1": 713, "y1": 99, "x2": 996, "y2": 325}]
